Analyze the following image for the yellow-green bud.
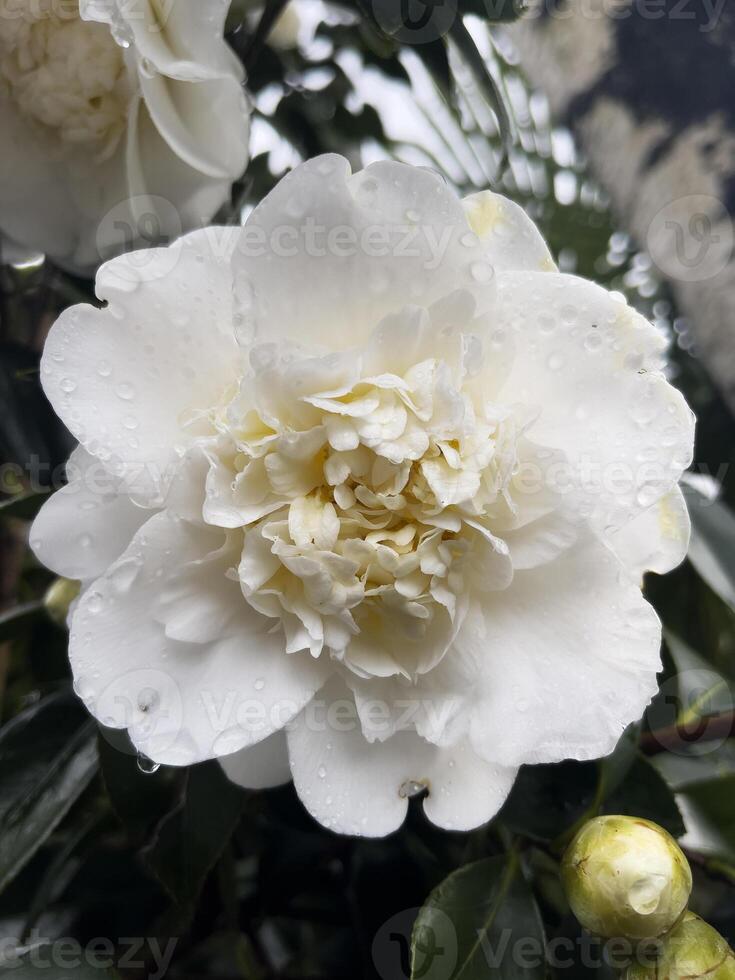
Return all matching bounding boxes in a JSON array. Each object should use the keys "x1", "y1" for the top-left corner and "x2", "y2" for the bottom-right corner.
[
  {"x1": 625, "y1": 913, "x2": 735, "y2": 980},
  {"x1": 561, "y1": 815, "x2": 692, "y2": 940},
  {"x1": 44, "y1": 577, "x2": 80, "y2": 627}
]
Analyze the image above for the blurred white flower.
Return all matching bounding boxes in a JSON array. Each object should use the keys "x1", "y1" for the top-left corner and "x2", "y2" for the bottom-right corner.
[
  {"x1": 265, "y1": 3, "x2": 301, "y2": 49},
  {"x1": 31, "y1": 155, "x2": 695, "y2": 836},
  {"x1": 0, "y1": 0, "x2": 249, "y2": 274},
  {"x1": 234, "y1": 0, "x2": 302, "y2": 50}
]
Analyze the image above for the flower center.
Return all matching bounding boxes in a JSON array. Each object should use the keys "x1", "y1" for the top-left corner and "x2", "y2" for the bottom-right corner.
[
  {"x1": 0, "y1": 0, "x2": 128, "y2": 157},
  {"x1": 203, "y1": 320, "x2": 523, "y2": 680}
]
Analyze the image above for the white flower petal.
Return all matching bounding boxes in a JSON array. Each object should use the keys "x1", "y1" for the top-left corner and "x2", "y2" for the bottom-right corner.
[
  {"x1": 287, "y1": 680, "x2": 516, "y2": 835},
  {"x1": 610, "y1": 485, "x2": 691, "y2": 578},
  {"x1": 502, "y1": 509, "x2": 580, "y2": 570},
  {"x1": 125, "y1": 97, "x2": 240, "y2": 254},
  {"x1": 421, "y1": 743, "x2": 518, "y2": 833},
  {"x1": 70, "y1": 513, "x2": 331, "y2": 765},
  {"x1": 30, "y1": 448, "x2": 150, "y2": 583},
  {"x1": 463, "y1": 533, "x2": 662, "y2": 767},
  {"x1": 232, "y1": 155, "x2": 493, "y2": 351},
  {"x1": 83, "y1": 0, "x2": 240, "y2": 81},
  {"x1": 494, "y1": 271, "x2": 695, "y2": 531},
  {"x1": 220, "y1": 730, "x2": 291, "y2": 790},
  {"x1": 463, "y1": 191, "x2": 556, "y2": 273},
  {"x1": 40, "y1": 228, "x2": 240, "y2": 498},
  {"x1": 139, "y1": 72, "x2": 249, "y2": 179}
]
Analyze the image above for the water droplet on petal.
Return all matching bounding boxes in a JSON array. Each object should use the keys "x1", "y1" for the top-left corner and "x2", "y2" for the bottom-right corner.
[
  {"x1": 470, "y1": 261, "x2": 494, "y2": 284},
  {"x1": 115, "y1": 382, "x2": 135, "y2": 401}
]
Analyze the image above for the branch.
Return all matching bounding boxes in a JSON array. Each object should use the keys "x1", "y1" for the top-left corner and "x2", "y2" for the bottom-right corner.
[{"x1": 640, "y1": 712, "x2": 735, "y2": 756}]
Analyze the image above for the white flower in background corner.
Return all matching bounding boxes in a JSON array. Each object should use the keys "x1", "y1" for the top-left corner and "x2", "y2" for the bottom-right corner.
[
  {"x1": 30, "y1": 155, "x2": 695, "y2": 837},
  {"x1": 0, "y1": 0, "x2": 249, "y2": 275}
]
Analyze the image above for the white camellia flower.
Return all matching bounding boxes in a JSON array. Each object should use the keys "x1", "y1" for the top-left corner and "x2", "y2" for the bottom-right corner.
[
  {"x1": 30, "y1": 155, "x2": 695, "y2": 836},
  {"x1": 0, "y1": 0, "x2": 249, "y2": 274}
]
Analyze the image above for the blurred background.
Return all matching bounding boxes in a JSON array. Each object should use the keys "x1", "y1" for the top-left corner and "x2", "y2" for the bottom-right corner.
[{"x1": 1, "y1": 1, "x2": 734, "y2": 977}]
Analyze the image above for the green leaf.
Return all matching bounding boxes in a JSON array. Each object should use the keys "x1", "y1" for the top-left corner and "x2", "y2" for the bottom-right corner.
[
  {"x1": 0, "y1": 950, "x2": 120, "y2": 979},
  {"x1": 653, "y1": 740, "x2": 735, "y2": 791},
  {"x1": 410, "y1": 854, "x2": 546, "y2": 980},
  {"x1": 602, "y1": 755, "x2": 685, "y2": 838},
  {"x1": 98, "y1": 728, "x2": 181, "y2": 842},
  {"x1": 644, "y1": 634, "x2": 735, "y2": 756},
  {"x1": 499, "y1": 761, "x2": 597, "y2": 843},
  {"x1": 676, "y1": 775, "x2": 735, "y2": 865},
  {"x1": 416, "y1": 38, "x2": 453, "y2": 102},
  {"x1": 0, "y1": 343, "x2": 73, "y2": 475},
  {"x1": 0, "y1": 692, "x2": 98, "y2": 895},
  {"x1": 597, "y1": 724, "x2": 641, "y2": 800},
  {"x1": 666, "y1": 632, "x2": 734, "y2": 732},
  {"x1": 0, "y1": 491, "x2": 46, "y2": 521},
  {"x1": 143, "y1": 760, "x2": 247, "y2": 911},
  {"x1": 0, "y1": 600, "x2": 44, "y2": 644},
  {"x1": 448, "y1": 18, "x2": 513, "y2": 166},
  {"x1": 683, "y1": 484, "x2": 735, "y2": 613}
]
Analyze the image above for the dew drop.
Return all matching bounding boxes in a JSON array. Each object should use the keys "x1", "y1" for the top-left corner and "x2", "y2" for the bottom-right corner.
[
  {"x1": 139, "y1": 56, "x2": 155, "y2": 78},
  {"x1": 628, "y1": 875, "x2": 665, "y2": 915},
  {"x1": 86, "y1": 591, "x2": 103, "y2": 614},
  {"x1": 60, "y1": 377, "x2": 77, "y2": 393},
  {"x1": 115, "y1": 382, "x2": 135, "y2": 401},
  {"x1": 470, "y1": 261, "x2": 494, "y2": 284},
  {"x1": 136, "y1": 753, "x2": 160, "y2": 775},
  {"x1": 399, "y1": 779, "x2": 428, "y2": 799}
]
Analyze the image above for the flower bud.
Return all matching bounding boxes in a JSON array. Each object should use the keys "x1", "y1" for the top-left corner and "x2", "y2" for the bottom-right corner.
[
  {"x1": 562, "y1": 815, "x2": 692, "y2": 939},
  {"x1": 625, "y1": 913, "x2": 735, "y2": 980},
  {"x1": 44, "y1": 577, "x2": 80, "y2": 627}
]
